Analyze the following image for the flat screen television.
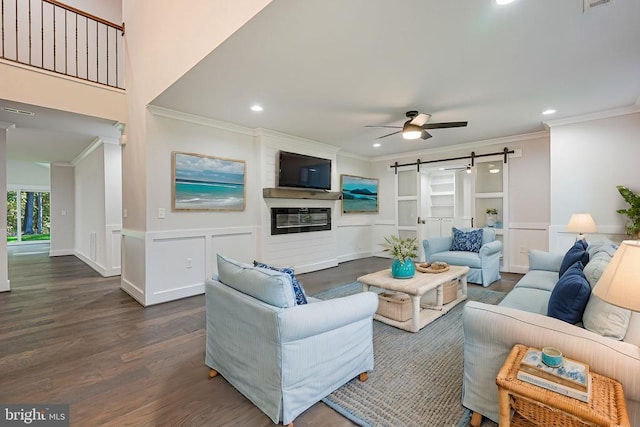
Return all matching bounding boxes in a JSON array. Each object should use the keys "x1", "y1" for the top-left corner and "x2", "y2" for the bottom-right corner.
[{"x1": 278, "y1": 151, "x2": 331, "y2": 190}]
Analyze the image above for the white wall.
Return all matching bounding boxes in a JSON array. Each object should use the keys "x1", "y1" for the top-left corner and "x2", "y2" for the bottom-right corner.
[
  {"x1": 75, "y1": 144, "x2": 105, "y2": 265},
  {"x1": 50, "y1": 164, "x2": 75, "y2": 256},
  {"x1": 335, "y1": 153, "x2": 378, "y2": 262},
  {"x1": 121, "y1": 109, "x2": 260, "y2": 306},
  {"x1": 548, "y1": 110, "x2": 640, "y2": 252},
  {"x1": 0, "y1": 124, "x2": 11, "y2": 291},
  {"x1": 258, "y1": 130, "x2": 341, "y2": 273},
  {"x1": 507, "y1": 134, "x2": 550, "y2": 272},
  {"x1": 371, "y1": 132, "x2": 551, "y2": 272},
  {"x1": 7, "y1": 161, "x2": 50, "y2": 187},
  {"x1": 73, "y1": 141, "x2": 121, "y2": 276},
  {"x1": 121, "y1": 0, "x2": 271, "y2": 232}
]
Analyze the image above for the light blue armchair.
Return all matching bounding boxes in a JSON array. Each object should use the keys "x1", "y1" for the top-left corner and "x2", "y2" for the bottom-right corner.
[
  {"x1": 206, "y1": 255, "x2": 378, "y2": 426},
  {"x1": 423, "y1": 227, "x2": 502, "y2": 287}
]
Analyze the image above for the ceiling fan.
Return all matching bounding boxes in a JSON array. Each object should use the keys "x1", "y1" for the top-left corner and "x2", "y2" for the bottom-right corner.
[{"x1": 365, "y1": 110, "x2": 468, "y2": 140}]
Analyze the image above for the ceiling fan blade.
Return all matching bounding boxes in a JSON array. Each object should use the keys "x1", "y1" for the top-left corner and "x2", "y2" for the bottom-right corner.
[
  {"x1": 364, "y1": 125, "x2": 402, "y2": 129},
  {"x1": 422, "y1": 121, "x2": 468, "y2": 129},
  {"x1": 410, "y1": 113, "x2": 431, "y2": 126},
  {"x1": 376, "y1": 130, "x2": 402, "y2": 139},
  {"x1": 420, "y1": 130, "x2": 432, "y2": 140}
]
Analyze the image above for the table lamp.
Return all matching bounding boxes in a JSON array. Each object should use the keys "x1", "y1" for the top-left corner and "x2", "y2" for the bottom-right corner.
[
  {"x1": 566, "y1": 213, "x2": 597, "y2": 241},
  {"x1": 592, "y1": 240, "x2": 640, "y2": 311}
]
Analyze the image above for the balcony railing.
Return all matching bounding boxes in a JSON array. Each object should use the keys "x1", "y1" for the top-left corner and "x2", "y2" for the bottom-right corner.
[{"x1": 1, "y1": 0, "x2": 124, "y2": 89}]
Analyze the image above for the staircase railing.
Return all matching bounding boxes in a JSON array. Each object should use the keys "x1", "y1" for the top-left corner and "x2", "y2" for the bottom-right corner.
[{"x1": 0, "y1": 0, "x2": 124, "y2": 89}]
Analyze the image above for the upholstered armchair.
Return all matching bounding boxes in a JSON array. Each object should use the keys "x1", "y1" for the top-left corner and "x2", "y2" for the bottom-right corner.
[
  {"x1": 206, "y1": 255, "x2": 378, "y2": 426},
  {"x1": 423, "y1": 227, "x2": 502, "y2": 287}
]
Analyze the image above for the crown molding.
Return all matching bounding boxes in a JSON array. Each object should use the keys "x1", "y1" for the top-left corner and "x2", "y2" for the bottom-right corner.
[
  {"x1": 254, "y1": 128, "x2": 341, "y2": 155},
  {"x1": 51, "y1": 162, "x2": 74, "y2": 167},
  {"x1": 71, "y1": 137, "x2": 103, "y2": 166},
  {"x1": 147, "y1": 105, "x2": 255, "y2": 136},
  {"x1": 370, "y1": 130, "x2": 548, "y2": 163},
  {"x1": 0, "y1": 121, "x2": 16, "y2": 130},
  {"x1": 543, "y1": 105, "x2": 640, "y2": 128}
]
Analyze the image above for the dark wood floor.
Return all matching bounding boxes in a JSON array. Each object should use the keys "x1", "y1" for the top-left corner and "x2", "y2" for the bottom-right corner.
[{"x1": 1, "y1": 244, "x2": 520, "y2": 426}]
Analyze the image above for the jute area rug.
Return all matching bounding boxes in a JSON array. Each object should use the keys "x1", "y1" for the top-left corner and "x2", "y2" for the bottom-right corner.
[{"x1": 313, "y1": 282, "x2": 504, "y2": 427}]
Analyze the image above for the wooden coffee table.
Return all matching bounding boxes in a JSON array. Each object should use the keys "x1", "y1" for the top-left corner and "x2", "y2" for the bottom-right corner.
[{"x1": 358, "y1": 265, "x2": 469, "y2": 332}]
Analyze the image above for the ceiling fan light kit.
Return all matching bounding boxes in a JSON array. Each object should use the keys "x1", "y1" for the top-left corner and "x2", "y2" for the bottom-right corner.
[
  {"x1": 402, "y1": 122, "x2": 422, "y2": 140},
  {"x1": 366, "y1": 110, "x2": 468, "y2": 141}
]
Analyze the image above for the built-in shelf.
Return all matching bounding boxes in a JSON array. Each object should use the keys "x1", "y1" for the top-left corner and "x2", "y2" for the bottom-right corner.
[{"x1": 263, "y1": 188, "x2": 342, "y2": 200}]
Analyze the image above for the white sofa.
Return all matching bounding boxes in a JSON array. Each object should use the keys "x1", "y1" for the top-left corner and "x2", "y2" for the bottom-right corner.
[{"x1": 462, "y1": 241, "x2": 640, "y2": 425}]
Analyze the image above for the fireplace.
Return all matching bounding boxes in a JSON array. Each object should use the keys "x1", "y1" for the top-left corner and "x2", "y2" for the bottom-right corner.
[{"x1": 270, "y1": 207, "x2": 331, "y2": 235}]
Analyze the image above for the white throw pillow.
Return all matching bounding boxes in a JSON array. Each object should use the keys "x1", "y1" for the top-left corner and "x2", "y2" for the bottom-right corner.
[{"x1": 582, "y1": 250, "x2": 631, "y2": 340}]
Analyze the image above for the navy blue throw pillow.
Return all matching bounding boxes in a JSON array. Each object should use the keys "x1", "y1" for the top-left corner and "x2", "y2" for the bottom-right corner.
[
  {"x1": 547, "y1": 261, "x2": 591, "y2": 324},
  {"x1": 559, "y1": 240, "x2": 589, "y2": 277},
  {"x1": 450, "y1": 228, "x2": 483, "y2": 253},
  {"x1": 253, "y1": 261, "x2": 308, "y2": 305}
]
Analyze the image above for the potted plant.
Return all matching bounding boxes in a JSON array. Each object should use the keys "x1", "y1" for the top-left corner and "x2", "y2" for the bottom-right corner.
[
  {"x1": 382, "y1": 235, "x2": 418, "y2": 279},
  {"x1": 486, "y1": 208, "x2": 498, "y2": 227},
  {"x1": 616, "y1": 185, "x2": 640, "y2": 238}
]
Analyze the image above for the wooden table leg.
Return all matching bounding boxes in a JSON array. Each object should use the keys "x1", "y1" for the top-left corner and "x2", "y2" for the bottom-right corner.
[
  {"x1": 470, "y1": 412, "x2": 483, "y2": 427},
  {"x1": 498, "y1": 388, "x2": 511, "y2": 426}
]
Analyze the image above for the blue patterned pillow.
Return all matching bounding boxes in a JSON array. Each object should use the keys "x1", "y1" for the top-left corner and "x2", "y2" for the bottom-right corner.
[
  {"x1": 253, "y1": 261, "x2": 308, "y2": 305},
  {"x1": 450, "y1": 227, "x2": 483, "y2": 253}
]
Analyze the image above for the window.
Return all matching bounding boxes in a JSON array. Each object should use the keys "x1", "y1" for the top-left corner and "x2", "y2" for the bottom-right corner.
[{"x1": 6, "y1": 190, "x2": 50, "y2": 243}]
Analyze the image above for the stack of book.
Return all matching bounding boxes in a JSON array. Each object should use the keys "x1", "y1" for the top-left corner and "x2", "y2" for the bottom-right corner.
[{"x1": 517, "y1": 348, "x2": 592, "y2": 403}]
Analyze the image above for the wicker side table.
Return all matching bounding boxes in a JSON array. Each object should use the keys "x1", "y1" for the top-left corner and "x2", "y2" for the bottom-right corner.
[{"x1": 496, "y1": 344, "x2": 630, "y2": 427}]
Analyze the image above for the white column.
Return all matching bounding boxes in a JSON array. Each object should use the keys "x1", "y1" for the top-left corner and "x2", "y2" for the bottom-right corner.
[{"x1": 0, "y1": 122, "x2": 16, "y2": 292}]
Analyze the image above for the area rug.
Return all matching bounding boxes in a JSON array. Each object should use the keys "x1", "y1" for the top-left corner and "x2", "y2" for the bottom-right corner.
[{"x1": 313, "y1": 282, "x2": 504, "y2": 427}]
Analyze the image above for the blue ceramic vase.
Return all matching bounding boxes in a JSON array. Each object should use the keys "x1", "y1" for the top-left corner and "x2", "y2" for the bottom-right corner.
[{"x1": 391, "y1": 258, "x2": 415, "y2": 279}]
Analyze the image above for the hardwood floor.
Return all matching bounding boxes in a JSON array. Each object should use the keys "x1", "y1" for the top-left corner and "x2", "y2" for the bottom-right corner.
[{"x1": 1, "y1": 245, "x2": 520, "y2": 426}]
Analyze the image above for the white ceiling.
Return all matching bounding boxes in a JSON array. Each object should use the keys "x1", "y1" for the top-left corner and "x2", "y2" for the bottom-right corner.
[
  {"x1": 152, "y1": 0, "x2": 640, "y2": 158},
  {"x1": 1, "y1": 100, "x2": 121, "y2": 163},
  {"x1": 4, "y1": 0, "x2": 639, "y2": 165}
]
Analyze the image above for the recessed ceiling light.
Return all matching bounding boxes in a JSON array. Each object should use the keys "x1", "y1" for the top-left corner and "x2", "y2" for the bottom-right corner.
[
  {"x1": 250, "y1": 105, "x2": 263, "y2": 112},
  {"x1": 373, "y1": 143, "x2": 381, "y2": 148},
  {"x1": 496, "y1": 0, "x2": 516, "y2": 4},
  {"x1": 542, "y1": 109, "x2": 557, "y2": 115}
]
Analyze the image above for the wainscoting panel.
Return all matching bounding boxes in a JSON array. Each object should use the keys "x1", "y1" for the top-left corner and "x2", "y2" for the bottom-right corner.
[
  {"x1": 336, "y1": 222, "x2": 374, "y2": 263},
  {"x1": 121, "y1": 227, "x2": 256, "y2": 306},
  {"x1": 508, "y1": 224, "x2": 549, "y2": 273},
  {"x1": 121, "y1": 231, "x2": 146, "y2": 305},
  {"x1": 211, "y1": 231, "x2": 256, "y2": 275}
]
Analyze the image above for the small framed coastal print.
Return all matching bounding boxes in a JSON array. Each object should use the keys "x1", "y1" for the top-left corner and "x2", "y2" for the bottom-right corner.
[
  {"x1": 340, "y1": 174, "x2": 379, "y2": 214},
  {"x1": 172, "y1": 151, "x2": 246, "y2": 211}
]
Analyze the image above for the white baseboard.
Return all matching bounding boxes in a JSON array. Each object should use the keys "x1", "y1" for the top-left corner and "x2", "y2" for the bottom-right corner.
[
  {"x1": 146, "y1": 283, "x2": 205, "y2": 306},
  {"x1": 508, "y1": 265, "x2": 529, "y2": 274},
  {"x1": 121, "y1": 278, "x2": 145, "y2": 306},
  {"x1": 337, "y1": 251, "x2": 373, "y2": 264},
  {"x1": 74, "y1": 250, "x2": 121, "y2": 277},
  {"x1": 49, "y1": 249, "x2": 74, "y2": 257},
  {"x1": 295, "y1": 258, "x2": 339, "y2": 274},
  {"x1": 0, "y1": 279, "x2": 9, "y2": 292}
]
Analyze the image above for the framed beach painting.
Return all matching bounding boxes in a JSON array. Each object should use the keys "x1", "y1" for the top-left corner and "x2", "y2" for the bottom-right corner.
[
  {"x1": 172, "y1": 151, "x2": 246, "y2": 211},
  {"x1": 341, "y1": 174, "x2": 379, "y2": 214}
]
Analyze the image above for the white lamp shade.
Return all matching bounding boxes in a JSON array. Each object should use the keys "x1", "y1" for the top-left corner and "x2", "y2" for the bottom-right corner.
[
  {"x1": 592, "y1": 240, "x2": 640, "y2": 311},
  {"x1": 566, "y1": 213, "x2": 597, "y2": 234}
]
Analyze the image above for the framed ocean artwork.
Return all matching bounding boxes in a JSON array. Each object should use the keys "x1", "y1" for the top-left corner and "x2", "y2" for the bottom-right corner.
[
  {"x1": 172, "y1": 151, "x2": 246, "y2": 211},
  {"x1": 341, "y1": 174, "x2": 379, "y2": 214}
]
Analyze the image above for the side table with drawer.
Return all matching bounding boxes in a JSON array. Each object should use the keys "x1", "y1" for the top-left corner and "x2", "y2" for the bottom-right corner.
[{"x1": 495, "y1": 344, "x2": 630, "y2": 426}]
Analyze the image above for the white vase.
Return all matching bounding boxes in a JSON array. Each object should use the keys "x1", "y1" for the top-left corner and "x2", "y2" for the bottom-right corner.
[{"x1": 486, "y1": 214, "x2": 495, "y2": 227}]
